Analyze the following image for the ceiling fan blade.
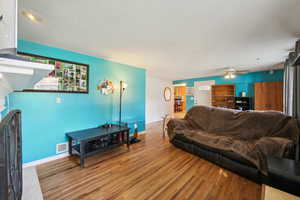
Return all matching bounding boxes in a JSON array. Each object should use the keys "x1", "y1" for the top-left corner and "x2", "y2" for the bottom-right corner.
[{"x1": 236, "y1": 70, "x2": 249, "y2": 74}]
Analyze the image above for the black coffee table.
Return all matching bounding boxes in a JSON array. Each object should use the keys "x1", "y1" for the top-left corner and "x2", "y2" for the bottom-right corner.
[{"x1": 66, "y1": 124, "x2": 130, "y2": 168}]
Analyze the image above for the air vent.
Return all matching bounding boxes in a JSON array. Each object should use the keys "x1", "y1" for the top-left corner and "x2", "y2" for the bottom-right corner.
[{"x1": 56, "y1": 142, "x2": 68, "y2": 154}]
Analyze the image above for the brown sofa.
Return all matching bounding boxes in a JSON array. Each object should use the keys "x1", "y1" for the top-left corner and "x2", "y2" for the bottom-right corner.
[{"x1": 167, "y1": 106, "x2": 299, "y2": 183}]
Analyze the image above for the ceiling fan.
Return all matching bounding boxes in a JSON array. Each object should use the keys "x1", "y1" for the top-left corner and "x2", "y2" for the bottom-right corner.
[{"x1": 223, "y1": 67, "x2": 250, "y2": 79}]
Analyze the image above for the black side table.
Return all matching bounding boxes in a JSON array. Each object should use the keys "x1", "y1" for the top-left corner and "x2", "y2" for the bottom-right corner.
[
  {"x1": 66, "y1": 124, "x2": 130, "y2": 168},
  {"x1": 265, "y1": 156, "x2": 300, "y2": 197}
]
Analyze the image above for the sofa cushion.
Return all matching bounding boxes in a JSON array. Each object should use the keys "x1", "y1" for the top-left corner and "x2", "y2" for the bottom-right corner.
[
  {"x1": 184, "y1": 106, "x2": 299, "y2": 141},
  {"x1": 218, "y1": 153, "x2": 261, "y2": 183},
  {"x1": 172, "y1": 134, "x2": 262, "y2": 183},
  {"x1": 174, "y1": 130, "x2": 296, "y2": 175},
  {"x1": 173, "y1": 134, "x2": 256, "y2": 167},
  {"x1": 218, "y1": 149, "x2": 256, "y2": 167}
]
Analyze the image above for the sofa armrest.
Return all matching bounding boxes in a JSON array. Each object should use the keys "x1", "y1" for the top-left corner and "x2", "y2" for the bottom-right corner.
[
  {"x1": 167, "y1": 119, "x2": 191, "y2": 140},
  {"x1": 255, "y1": 137, "x2": 295, "y2": 159},
  {"x1": 295, "y1": 134, "x2": 300, "y2": 161}
]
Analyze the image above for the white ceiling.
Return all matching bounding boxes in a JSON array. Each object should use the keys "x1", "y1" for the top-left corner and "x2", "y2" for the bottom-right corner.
[{"x1": 18, "y1": 0, "x2": 300, "y2": 80}]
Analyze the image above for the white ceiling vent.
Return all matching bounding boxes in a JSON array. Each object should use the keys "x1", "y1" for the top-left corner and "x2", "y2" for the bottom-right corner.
[{"x1": 56, "y1": 142, "x2": 68, "y2": 154}]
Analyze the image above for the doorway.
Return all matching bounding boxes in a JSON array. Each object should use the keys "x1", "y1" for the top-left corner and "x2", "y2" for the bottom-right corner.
[
  {"x1": 194, "y1": 80, "x2": 215, "y2": 106},
  {"x1": 173, "y1": 85, "x2": 186, "y2": 118}
]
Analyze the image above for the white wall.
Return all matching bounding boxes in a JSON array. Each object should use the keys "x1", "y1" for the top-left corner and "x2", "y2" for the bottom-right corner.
[{"x1": 146, "y1": 72, "x2": 172, "y2": 124}]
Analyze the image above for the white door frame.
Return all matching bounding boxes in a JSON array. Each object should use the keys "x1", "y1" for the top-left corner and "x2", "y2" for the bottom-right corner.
[{"x1": 170, "y1": 83, "x2": 187, "y2": 117}]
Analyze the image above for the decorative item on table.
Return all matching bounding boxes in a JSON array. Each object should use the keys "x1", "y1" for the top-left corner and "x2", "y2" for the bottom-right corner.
[
  {"x1": 241, "y1": 91, "x2": 247, "y2": 97},
  {"x1": 130, "y1": 121, "x2": 141, "y2": 144},
  {"x1": 97, "y1": 80, "x2": 114, "y2": 95},
  {"x1": 100, "y1": 122, "x2": 112, "y2": 129}
]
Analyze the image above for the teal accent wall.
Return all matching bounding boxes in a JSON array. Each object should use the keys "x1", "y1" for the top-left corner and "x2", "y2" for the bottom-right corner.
[
  {"x1": 8, "y1": 40, "x2": 146, "y2": 163},
  {"x1": 173, "y1": 69, "x2": 284, "y2": 111}
]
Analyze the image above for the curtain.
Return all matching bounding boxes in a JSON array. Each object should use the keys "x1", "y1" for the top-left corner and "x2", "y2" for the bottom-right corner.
[
  {"x1": 284, "y1": 63, "x2": 300, "y2": 118},
  {"x1": 283, "y1": 62, "x2": 294, "y2": 115},
  {"x1": 295, "y1": 66, "x2": 300, "y2": 161},
  {"x1": 284, "y1": 62, "x2": 300, "y2": 160}
]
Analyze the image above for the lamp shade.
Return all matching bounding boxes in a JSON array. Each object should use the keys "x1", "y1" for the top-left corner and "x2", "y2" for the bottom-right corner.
[{"x1": 122, "y1": 82, "x2": 128, "y2": 90}]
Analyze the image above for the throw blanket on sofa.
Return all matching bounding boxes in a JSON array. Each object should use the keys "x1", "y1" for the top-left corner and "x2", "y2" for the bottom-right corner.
[{"x1": 167, "y1": 106, "x2": 299, "y2": 175}]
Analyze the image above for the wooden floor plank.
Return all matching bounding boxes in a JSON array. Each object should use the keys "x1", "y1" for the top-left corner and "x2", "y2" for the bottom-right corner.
[{"x1": 37, "y1": 122, "x2": 261, "y2": 200}]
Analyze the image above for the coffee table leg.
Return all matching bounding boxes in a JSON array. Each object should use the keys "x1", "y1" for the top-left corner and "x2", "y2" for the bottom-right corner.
[
  {"x1": 80, "y1": 141, "x2": 86, "y2": 168},
  {"x1": 127, "y1": 131, "x2": 130, "y2": 149},
  {"x1": 121, "y1": 132, "x2": 125, "y2": 143},
  {"x1": 68, "y1": 137, "x2": 73, "y2": 156}
]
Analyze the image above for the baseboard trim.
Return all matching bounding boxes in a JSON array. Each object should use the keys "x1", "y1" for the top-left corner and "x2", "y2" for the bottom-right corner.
[
  {"x1": 23, "y1": 153, "x2": 69, "y2": 168},
  {"x1": 146, "y1": 120, "x2": 163, "y2": 125},
  {"x1": 139, "y1": 130, "x2": 146, "y2": 135},
  {"x1": 23, "y1": 131, "x2": 147, "y2": 168},
  {"x1": 146, "y1": 120, "x2": 163, "y2": 128}
]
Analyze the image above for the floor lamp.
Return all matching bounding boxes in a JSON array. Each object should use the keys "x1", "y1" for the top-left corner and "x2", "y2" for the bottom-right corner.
[
  {"x1": 119, "y1": 80, "x2": 127, "y2": 125},
  {"x1": 119, "y1": 80, "x2": 140, "y2": 143}
]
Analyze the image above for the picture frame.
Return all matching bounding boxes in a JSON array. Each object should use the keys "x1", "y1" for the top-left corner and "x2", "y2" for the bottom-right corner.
[
  {"x1": 164, "y1": 87, "x2": 172, "y2": 102},
  {"x1": 18, "y1": 52, "x2": 89, "y2": 94}
]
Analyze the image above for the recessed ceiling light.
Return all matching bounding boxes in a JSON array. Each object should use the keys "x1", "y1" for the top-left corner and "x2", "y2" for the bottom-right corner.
[{"x1": 21, "y1": 10, "x2": 41, "y2": 22}]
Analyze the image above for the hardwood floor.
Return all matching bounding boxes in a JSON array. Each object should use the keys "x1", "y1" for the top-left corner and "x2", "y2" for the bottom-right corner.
[
  {"x1": 37, "y1": 122, "x2": 261, "y2": 200},
  {"x1": 173, "y1": 111, "x2": 186, "y2": 119}
]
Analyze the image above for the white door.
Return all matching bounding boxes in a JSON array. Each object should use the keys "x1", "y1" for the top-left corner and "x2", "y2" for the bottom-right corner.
[{"x1": 194, "y1": 80, "x2": 215, "y2": 106}]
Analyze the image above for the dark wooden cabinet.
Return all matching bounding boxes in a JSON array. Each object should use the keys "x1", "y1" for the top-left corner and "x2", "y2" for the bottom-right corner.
[
  {"x1": 235, "y1": 97, "x2": 252, "y2": 110},
  {"x1": 254, "y1": 81, "x2": 283, "y2": 111}
]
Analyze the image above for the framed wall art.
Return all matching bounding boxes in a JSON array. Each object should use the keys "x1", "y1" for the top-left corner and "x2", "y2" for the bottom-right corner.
[
  {"x1": 18, "y1": 52, "x2": 89, "y2": 93},
  {"x1": 164, "y1": 87, "x2": 172, "y2": 102}
]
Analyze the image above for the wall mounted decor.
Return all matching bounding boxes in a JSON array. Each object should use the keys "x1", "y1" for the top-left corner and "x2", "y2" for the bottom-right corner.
[
  {"x1": 164, "y1": 87, "x2": 172, "y2": 102},
  {"x1": 97, "y1": 80, "x2": 114, "y2": 95},
  {"x1": 18, "y1": 52, "x2": 89, "y2": 93}
]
